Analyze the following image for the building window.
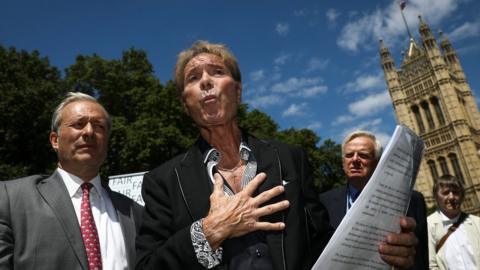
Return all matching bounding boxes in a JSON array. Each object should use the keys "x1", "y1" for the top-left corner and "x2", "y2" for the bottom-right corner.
[
  {"x1": 448, "y1": 154, "x2": 465, "y2": 183},
  {"x1": 438, "y1": 157, "x2": 450, "y2": 175},
  {"x1": 412, "y1": 105, "x2": 425, "y2": 133},
  {"x1": 431, "y1": 97, "x2": 445, "y2": 125},
  {"x1": 421, "y1": 101, "x2": 435, "y2": 129},
  {"x1": 427, "y1": 160, "x2": 439, "y2": 180}
]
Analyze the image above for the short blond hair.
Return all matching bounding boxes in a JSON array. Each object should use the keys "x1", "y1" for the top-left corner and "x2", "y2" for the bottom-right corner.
[
  {"x1": 342, "y1": 130, "x2": 383, "y2": 160},
  {"x1": 174, "y1": 40, "x2": 241, "y2": 96}
]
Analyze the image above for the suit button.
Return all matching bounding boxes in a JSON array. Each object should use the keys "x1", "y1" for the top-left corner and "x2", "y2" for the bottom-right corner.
[{"x1": 255, "y1": 248, "x2": 261, "y2": 257}]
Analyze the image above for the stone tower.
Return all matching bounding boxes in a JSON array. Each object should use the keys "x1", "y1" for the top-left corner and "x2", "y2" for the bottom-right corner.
[{"x1": 380, "y1": 16, "x2": 480, "y2": 214}]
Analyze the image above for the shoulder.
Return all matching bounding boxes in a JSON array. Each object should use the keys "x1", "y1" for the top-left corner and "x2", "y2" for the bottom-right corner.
[
  {"x1": 467, "y1": 213, "x2": 480, "y2": 223},
  {"x1": 319, "y1": 186, "x2": 344, "y2": 202},
  {"x1": 412, "y1": 190, "x2": 424, "y2": 200},
  {"x1": 2, "y1": 174, "x2": 49, "y2": 190},
  {"x1": 146, "y1": 152, "x2": 188, "y2": 179},
  {"x1": 411, "y1": 190, "x2": 425, "y2": 201},
  {"x1": 427, "y1": 211, "x2": 441, "y2": 223}
]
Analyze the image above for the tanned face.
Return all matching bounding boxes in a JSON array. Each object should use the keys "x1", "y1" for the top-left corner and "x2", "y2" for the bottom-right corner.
[
  {"x1": 342, "y1": 136, "x2": 378, "y2": 190},
  {"x1": 181, "y1": 53, "x2": 241, "y2": 128},
  {"x1": 50, "y1": 100, "x2": 109, "y2": 180},
  {"x1": 435, "y1": 185, "x2": 463, "y2": 219}
]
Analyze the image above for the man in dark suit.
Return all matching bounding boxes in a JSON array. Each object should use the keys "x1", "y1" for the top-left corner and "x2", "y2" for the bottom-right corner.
[
  {"x1": 0, "y1": 92, "x2": 142, "y2": 270},
  {"x1": 135, "y1": 41, "x2": 418, "y2": 270},
  {"x1": 319, "y1": 130, "x2": 428, "y2": 270}
]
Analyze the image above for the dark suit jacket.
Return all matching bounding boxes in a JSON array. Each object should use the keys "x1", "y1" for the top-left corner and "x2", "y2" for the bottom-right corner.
[
  {"x1": 0, "y1": 171, "x2": 143, "y2": 270},
  {"x1": 318, "y1": 186, "x2": 429, "y2": 270},
  {"x1": 135, "y1": 134, "x2": 332, "y2": 270}
]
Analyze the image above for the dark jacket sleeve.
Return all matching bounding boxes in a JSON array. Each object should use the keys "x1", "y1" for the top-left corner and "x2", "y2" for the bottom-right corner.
[
  {"x1": 0, "y1": 182, "x2": 13, "y2": 269},
  {"x1": 407, "y1": 190, "x2": 429, "y2": 270},
  {"x1": 296, "y1": 146, "x2": 333, "y2": 264},
  {"x1": 274, "y1": 143, "x2": 333, "y2": 266},
  {"x1": 135, "y1": 164, "x2": 201, "y2": 270}
]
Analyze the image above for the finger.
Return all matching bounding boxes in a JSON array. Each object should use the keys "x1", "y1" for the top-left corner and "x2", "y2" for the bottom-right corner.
[
  {"x1": 379, "y1": 253, "x2": 414, "y2": 268},
  {"x1": 212, "y1": 173, "x2": 225, "y2": 196},
  {"x1": 379, "y1": 240, "x2": 415, "y2": 257},
  {"x1": 400, "y1": 216, "x2": 416, "y2": 232},
  {"x1": 243, "y1": 172, "x2": 267, "y2": 196},
  {"x1": 253, "y1": 185, "x2": 286, "y2": 207},
  {"x1": 385, "y1": 231, "x2": 418, "y2": 247},
  {"x1": 253, "y1": 200, "x2": 290, "y2": 217},
  {"x1": 252, "y1": 221, "x2": 285, "y2": 231}
]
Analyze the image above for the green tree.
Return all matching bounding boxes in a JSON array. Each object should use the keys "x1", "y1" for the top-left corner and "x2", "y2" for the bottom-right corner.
[
  {"x1": 0, "y1": 46, "x2": 65, "y2": 180},
  {"x1": 65, "y1": 50, "x2": 197, "y2": 177},
  {"x1": 1, "y1": 46, "x2": 346, "y2": 190}
]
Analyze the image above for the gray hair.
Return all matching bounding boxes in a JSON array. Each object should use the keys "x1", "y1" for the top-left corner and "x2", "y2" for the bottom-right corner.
[
  {"x1": 51, "y1": 92, "x2": 111, "y2": 133},
  {"x1": 342, "y1": 130, "x2": 383, "y2": 160}
]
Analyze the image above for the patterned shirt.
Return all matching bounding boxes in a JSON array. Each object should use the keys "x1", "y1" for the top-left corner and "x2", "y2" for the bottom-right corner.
[{"x1": 190, "y1": 139, "x2": 257, "y2": 269}]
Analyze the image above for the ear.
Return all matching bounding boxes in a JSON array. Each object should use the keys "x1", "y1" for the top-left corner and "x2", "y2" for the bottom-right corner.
[
  {"x1": 180, "y1": 95, "x2": 191, "y2": 116},
  {"x1": 236, "y1": 82, "x2": 242, "y2": 104},
  {"x1": 50, "y1": 131, "x2": 59, "y2": 152}
]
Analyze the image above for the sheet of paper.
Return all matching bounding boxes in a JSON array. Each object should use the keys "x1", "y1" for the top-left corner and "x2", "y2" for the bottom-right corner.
[{"x1": 312, "y1": 125, "x2": 424, "y2": 270}]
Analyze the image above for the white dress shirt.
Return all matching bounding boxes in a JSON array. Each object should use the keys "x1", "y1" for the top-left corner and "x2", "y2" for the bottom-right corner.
[
  {"x1": 58, "y1": 168, "x2": 129, "y2": 270},
  {"x1": 440, "y1": 211, "x2": 477, "y2": 270}
]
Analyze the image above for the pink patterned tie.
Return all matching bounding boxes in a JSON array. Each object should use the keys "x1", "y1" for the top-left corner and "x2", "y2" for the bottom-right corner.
[{"x1": 80, "y1": 183, "x2": 102, "y2": 270}]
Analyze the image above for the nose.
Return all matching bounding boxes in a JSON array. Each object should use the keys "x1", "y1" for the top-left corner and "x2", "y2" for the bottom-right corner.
[
  {"x1": 82, "y1": 122, "x2": 94, "y2": 138},
  {"x1": 351, "y1": 152, "x2": 360, "y2": 161},
  {"x1": 199, "y1": 70, "x2": 213, "y2": 91}
]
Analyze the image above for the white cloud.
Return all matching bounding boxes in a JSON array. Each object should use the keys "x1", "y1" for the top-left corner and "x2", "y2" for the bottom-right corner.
[
  {"x1": 274, "y1": 53, "x2": 292, "y2": 66},
  {"x1": 282, "y1": 103, "x2": 307, "y2": 117},
  {"x1": 272, "y1": 77, "x2": 321, "y2": 93},
  {"x1": 332, "y1": 115, "x2": 356, "y2": 126},
  {"x1": 276, "y1": 23, "x2": 290, "y2": 36},
  {"x1": 307, "y1": 57, "x2": 329, "y2": 72},
  {"x1": 271, "y1": 77, "x2": 328, "y2": 98},
  {"x1": 326, "y1": 8, "x2": 340, "y2": 24},
  {"x1": 342, "y1": 73, "x2": 385, "y2": 93},
  {"x1": 337, "y1": 0, "x2": 459, "y2": 52},
  {"x1": 302, "y1": 85, "x2": 328, "y2": 97},
  {"x1": 249, "y1": 69, "x2": 265, "y2": 82},
  {"x1": 341, "y1": 122, "x2": 392, "y2": 147},
  {"x1": 447, "y1": 21, "x2": 480, "y2": 41},
  {"x1": 294, "y1": 9, "x2": 307, "y2": 17},
  {"x1": 307, "y1": 121, "x2": 322, "y2": 130},
  {"x1": 247, "y1": 94, "x2": 284, "y2": 109},
  {"x1": 348, "y1": 91, "x2": 391, "y2": 117}
]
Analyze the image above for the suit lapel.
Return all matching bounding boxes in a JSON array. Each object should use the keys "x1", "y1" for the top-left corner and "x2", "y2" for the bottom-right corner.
[
  {"x1": 249, "y1": 136, "x2": 283, "y2": 194},
  {"x1": 36, "y1": 171, "x2": 88, "y2": 270},
  {"x1": 108, "y1": 190, "x2": 136, "y2": 270},
  {"x1": 330, "y1": 187, "x2": 347, "y2": 229},
  {"x1": 248, "y1": 136, "x2": 285, "y2": 269},
  {"x1": 177, "y1": 146, "x2": 213, "y2": 221}
]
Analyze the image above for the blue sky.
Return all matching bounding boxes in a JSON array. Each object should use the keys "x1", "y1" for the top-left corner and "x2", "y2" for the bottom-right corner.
[{"x1": 2, "y1": 0, "x2": 479, "y2": 145}]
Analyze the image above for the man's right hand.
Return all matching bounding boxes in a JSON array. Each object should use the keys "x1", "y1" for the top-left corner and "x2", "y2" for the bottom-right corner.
[{"x1": 202, "y1": 172, "x2": 289, "y2": 250}]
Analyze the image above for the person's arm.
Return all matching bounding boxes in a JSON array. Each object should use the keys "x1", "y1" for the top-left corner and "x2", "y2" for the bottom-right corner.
[
  {"x1": 0, "y1": 182, "x2": 14, "y2": 269},
  {"x1": 427, "y1": 220, "x2": 440, "y2": 270},
  {"x1": 378, "y1": 217, "x2": 418, "y2": 268},
  {"x1": 135, "y1": 171, "x2": 201, "y2": 269},
  {"x1": 296, "y1": 146, "x2": 334, "y2": 262},
  {"x1": 202, "y1": 172, "x2": 288, "y2": 249},
  {"x1": 413, "y1": 191, "x2": 429, "y2": 269},
  {"x1": 136, "y1": 169, "x2": 289, "y2": 269}
]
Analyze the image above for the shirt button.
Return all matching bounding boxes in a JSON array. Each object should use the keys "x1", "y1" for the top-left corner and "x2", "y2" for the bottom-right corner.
[{"x1": 255, "y1": 248, "x2": 261, "y2": 257}]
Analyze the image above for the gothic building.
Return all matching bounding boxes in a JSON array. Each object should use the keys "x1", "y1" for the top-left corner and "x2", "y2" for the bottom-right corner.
[{"x1": 380, "y1": 16, "x2": 480, "y2": 214}]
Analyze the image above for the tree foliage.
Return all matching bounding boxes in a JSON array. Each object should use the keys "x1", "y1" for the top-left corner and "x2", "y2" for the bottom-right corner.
[
  {"x1": 0, "y1": 45, "x2": 344, "y2": 191},
  {"x1": 0, "y1": 46, "x2": 65, "y2": 180}
]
